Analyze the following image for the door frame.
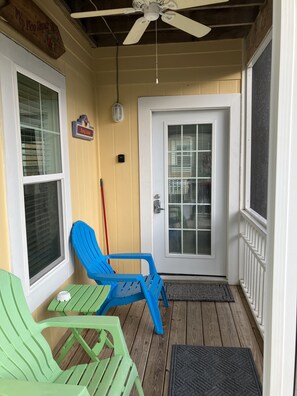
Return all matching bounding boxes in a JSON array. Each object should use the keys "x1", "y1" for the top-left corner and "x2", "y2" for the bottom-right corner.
[{"x1": 138, "y1": 94, "x2": 241, "y2": 284}]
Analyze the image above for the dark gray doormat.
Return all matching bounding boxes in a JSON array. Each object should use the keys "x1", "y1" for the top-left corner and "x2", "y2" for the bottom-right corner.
[
  {"x1": 164, "y1": 282, "x2": 234, "y2": 302},
  {"x1": 169, "y1": 345, "x2": 262, "y2": 396}
]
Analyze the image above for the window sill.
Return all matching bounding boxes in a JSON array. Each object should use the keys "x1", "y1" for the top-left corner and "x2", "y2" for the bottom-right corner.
[{"x1": 25, "y1": 258, "x2": 74, "y2": 312}]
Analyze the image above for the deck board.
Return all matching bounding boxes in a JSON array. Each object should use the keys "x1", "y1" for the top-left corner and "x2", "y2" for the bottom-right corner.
[
  {"x1": 216, "y1": 302, "x2": 241, "y2": 347},
  {"x1": 53, "y1": 285, "x2": 263, "y2": 394},
  {"x1": 187, "y1": 301, "x2": 204, "y2": 345},
  {"x1": 142, "y1": 305, "x2": 172, "y2": 396},
  {"x1": 202, "y1": 302, "x2": 222, "y2": 346}
]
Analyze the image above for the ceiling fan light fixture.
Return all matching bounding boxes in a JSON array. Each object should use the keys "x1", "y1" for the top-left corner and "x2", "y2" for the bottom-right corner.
[{"x1": 143, "y1": 3, "x2": 160, "y2": 21}]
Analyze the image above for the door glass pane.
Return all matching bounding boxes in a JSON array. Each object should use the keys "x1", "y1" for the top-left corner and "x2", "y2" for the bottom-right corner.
[
  {"x1": 168, "y1": 125, "x2": 181, "y2": 151},
  {"x1": 198, "y1": 179, "x2": 211, "y2": 203},
  {"x1": 182, "y1": 152, "x2": 196, "y2": 177},
  {"x1": 168, "y1": 124, "x2": 212, "y2": 255},
  {"x1": 197, "y1": 231, "x2": 211, "y2": 255},
  {"x1": 18, "y1": 73, "x2": 62, "y2": 176},
  {"x1": 168, "y1": 153, "x2": 181, "y2": 177},
  {"x1": 24, "y1": 181, "x2": 64, "y2": 283},
  {"x1": 198, "y1": 152, "x2": 212, "y2": 177},
  {"x1": 183, "y1": 179, "x2": 196, "y2": 203},
  {"x1": 183, "y1": 231, "x2": 196, "y2": 254},
  {"x1": 183, "y1": 125, "x2": 196, "y2": 148},
  {"x1": 169, "y1": 230, "x2": 181, "y2": 253},
  {"x1": 169, "y1": 205, "x2": 181, "y2": 228},
  {"x1": 183, "y1": 205, "x2": 196, "y2": 229},
  {"x1": 198, "y1": 124, "x2": 212, "y2": 150},
  {"x1": 168, "y1": 179, "x2": 182, "y2": 203},
  {"x1": 198, "y1": 205, "x2": 211, "y2": 229}
]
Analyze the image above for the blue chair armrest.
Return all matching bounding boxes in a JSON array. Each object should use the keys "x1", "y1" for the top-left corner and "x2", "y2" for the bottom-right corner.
[
  {"x1": 88, "y1": 272, "x2": 144, "y2": 283},
  {"x1": 106, "y1": 253, "x2": 157, "y2": 275}
]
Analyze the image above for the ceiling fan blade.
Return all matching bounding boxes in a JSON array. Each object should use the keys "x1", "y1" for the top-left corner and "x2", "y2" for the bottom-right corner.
[
  {"x1": 123, "y1": 17, "x2": 150, "y2": 45},
  {"x1": 162, "y1": 11, "x2": 211, "y2": 38},
  {"x1": 165, "y1": 0, "x2": 229, "y2": 11},
  {"x1": 71, "y1": 8, "x2": 136, "y2": 19}
]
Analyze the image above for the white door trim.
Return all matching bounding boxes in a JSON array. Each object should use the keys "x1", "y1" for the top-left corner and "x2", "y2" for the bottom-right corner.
[{"x1": 138, "y1": 94, "x2": 241, "y2": 284}]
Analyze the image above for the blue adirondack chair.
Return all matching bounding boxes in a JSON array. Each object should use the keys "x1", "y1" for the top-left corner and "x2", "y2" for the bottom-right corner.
[{"x1": 71, "y1": 220, "x2": 169, "y2": 335}]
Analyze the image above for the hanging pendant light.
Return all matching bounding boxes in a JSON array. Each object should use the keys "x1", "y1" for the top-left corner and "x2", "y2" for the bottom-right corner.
[
  {"x1": 112, "y1": 44, "x2": 124, "y2": 122},
  {"x1": 112, "y1": 102, "x2": 124, "y2": 123}
]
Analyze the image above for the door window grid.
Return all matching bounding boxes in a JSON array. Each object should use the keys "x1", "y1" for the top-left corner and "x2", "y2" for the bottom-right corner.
[{"x1": 167, "y1": 124, "x2": 212, "y2": 255}]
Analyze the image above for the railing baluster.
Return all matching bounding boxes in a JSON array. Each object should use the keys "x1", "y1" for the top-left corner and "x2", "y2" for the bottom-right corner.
[{"x1": 239, "y1": 210, "x2": 266, "y2": 336}]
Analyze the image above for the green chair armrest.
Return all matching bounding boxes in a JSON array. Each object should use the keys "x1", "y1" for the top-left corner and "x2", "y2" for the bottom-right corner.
[
  {"x1": 0, "y1": 379, "x2": 90, "y2": 396},
  {"x1": 38, "y1": 316, "x2": 129, "y2": 356}
]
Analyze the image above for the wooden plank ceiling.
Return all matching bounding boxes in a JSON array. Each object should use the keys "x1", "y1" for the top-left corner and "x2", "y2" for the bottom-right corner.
[{"x1": 56, "y1": 0, "x2": 266, "y2": 47}]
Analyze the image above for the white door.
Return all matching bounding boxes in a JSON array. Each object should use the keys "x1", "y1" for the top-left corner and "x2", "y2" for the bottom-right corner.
[{"x1": 152, "y1": 110, "x2": 228, "y2": 276}]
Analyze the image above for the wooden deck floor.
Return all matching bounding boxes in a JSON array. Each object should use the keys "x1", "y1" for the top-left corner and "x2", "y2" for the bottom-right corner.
[{"x1": 54, "y1": 286, "x2": 263, "y2": 396}]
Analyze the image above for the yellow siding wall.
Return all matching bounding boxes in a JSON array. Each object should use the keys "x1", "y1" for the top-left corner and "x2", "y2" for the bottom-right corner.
[
  {"x1": 0, "y1": 1, "x2": 102, "y2": 348},
  {"x1": 93, "y1": 39, "x2": 242, "y2": 273}
]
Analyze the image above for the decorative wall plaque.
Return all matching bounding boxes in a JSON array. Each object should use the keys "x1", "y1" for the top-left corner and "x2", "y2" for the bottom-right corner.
[
  {"x1": 72, "y1": 115, "x2": 94, "y2": 141},
  {"x1": 0, "y1": 0, "x2": 65, "y2": 59}
]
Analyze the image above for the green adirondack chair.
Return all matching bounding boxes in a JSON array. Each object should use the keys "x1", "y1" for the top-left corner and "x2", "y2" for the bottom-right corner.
[{"x1": 0, "y1": 269, "x2": 144, "y2": 396}]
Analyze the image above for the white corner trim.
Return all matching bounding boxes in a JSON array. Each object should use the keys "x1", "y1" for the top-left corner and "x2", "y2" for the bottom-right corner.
[{"x1": 263, "y1": 1, "x2": 297, "y2": 395}]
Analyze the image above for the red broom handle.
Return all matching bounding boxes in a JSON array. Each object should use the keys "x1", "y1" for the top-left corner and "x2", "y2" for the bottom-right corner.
[{"x1": 100, "y1": 178, "x2": 110, "y2": 257}]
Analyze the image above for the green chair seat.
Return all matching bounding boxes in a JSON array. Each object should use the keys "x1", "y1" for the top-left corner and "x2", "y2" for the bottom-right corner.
[{"x1": 56, "y1": 356, "x2": 139, "y2": 395}]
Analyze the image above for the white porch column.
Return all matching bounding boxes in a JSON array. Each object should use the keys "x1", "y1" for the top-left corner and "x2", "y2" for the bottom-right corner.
[{"x1": 264, "y1": 1, "x2": 297, "y2": 395}]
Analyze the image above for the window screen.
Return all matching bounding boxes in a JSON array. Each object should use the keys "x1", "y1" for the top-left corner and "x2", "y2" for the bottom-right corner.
[{"x1": 250, "y1": 41, "x2": 272, "y2": 219}]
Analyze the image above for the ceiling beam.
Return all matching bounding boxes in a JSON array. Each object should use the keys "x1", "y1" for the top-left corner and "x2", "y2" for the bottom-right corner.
[
  {"x1": 92, "y1": 25, "x2": 250, "y2": 47},
  {"x1": 84, "y1": 6, "x2": 259, "y2": 35}
]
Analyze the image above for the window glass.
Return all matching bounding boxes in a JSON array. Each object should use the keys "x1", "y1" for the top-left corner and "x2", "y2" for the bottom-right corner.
[
  {"x1": 250, "y1": 41, "x2": 272, "y2": 219},
  {"x1": 24, "y1": 181, "x2": 63, "y2": 283},
  {"x1": 17, "y1": 72, "x2": 64, "y2": 283},
  {"x1": 18, "y1": 73, "x2": 62, "y2": 176}
]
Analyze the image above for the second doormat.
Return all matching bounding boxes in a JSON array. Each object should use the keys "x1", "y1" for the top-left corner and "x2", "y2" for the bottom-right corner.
[
  {"x1": 164, "y1": 282, "x2": 234, "y2": 302},
  {"x1": 169, "y1": 345, "x2": 262, "y2": 395}
]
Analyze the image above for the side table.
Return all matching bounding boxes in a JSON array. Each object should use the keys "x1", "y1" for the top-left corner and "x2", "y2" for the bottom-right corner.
[{"x1": 48, "y1": 283, "x2": 111, "y2": 364}]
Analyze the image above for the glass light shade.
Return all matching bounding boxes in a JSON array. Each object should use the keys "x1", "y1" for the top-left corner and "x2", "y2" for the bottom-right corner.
[{"x1": 112, "y1": 102, "x2": 124, "y2": 122}]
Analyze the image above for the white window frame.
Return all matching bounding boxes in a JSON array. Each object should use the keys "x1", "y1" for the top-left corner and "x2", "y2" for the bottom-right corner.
[
  {"x1": 244, "y1": 30, "x2": 272, "y2": 227},
  {"x1": 0, "y1": 34, "x2": 73, "y2": 311}
]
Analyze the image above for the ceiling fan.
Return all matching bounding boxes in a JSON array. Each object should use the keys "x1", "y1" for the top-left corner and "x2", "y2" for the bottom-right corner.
[{"x1": 71, "y1": 0, "x2": 229, "y2": 45}]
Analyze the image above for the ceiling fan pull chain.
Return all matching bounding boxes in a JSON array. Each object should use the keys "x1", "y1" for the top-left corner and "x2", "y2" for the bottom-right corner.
[{"x1": 155, "y1": 20, "x2": 159, "y2": 84}]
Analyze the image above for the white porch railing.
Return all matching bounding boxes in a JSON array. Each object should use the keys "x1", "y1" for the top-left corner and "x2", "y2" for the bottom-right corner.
[{"x1": 239, "y1": 210, "x2": 267, "y2": 336}]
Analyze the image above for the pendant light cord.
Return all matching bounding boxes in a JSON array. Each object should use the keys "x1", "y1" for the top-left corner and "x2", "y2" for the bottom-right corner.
[
  {"x1": 116, "y1": 44, "x2": 120, "y2": 102},
  {"x1": 155, "y1": 20, "x2": 159, "y2": 84}
]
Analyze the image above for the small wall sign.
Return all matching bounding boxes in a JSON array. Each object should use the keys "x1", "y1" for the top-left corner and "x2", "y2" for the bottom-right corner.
[{"x1": 72, "y1": 115, "x2": 94, "y2": 141}]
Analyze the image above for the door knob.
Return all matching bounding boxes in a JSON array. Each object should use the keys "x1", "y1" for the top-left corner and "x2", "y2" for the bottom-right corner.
[{"x1": 154, "y1": 198, "x2": 164, "y2": 214}]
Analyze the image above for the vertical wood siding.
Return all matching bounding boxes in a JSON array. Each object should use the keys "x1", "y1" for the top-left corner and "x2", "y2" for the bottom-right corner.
[{"x1": 94, "y1": 39, "x2": 243, "y2": 273}]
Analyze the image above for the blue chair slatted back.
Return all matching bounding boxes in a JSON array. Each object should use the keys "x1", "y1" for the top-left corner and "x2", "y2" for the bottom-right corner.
[{"x1": 71, "y1": 221, "x2": 117, "y2": 289}]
